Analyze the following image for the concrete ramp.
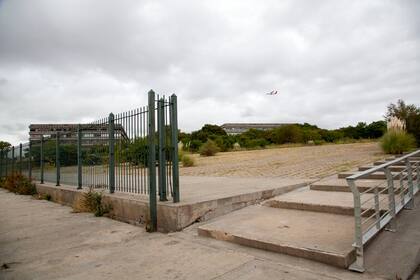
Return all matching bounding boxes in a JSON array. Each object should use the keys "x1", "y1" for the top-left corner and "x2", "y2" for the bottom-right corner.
[{"x1": 198, "y1": 205, "x2": 356, "y2": 268}]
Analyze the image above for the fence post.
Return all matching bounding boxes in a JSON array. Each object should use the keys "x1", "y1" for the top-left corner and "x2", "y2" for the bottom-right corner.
[
  {"x1": 40, "y1": 136, "x2": 44, "y2": 184},
  {"x1": 56, "y1": 133, "x2": 60, "y2": 186},
  {"x1": 108, "y1": 114, "x2": 115, "y2": 193},
  {"x1": 0, "y1": 149, "x2": 3, "y2": 178},
  {"x1": 28, "y1": 140, "x2": 32, "y2": 180},
  {"x1": 12, "y1": 146, "x2": 15, "y2": 174},
  {"x1": 158, "y1": 98, "x2": 167, "y2": 201},
  {"x1": 19, "y1": 143, "x2": 23, "y2": 175},
  {"x1": 148, "y1": 90, "x2": 157, "y2": 232},
  {"x1": 5, "y1": 148, "x2": 8, "y2": 177},
  {"x1": 77, "y1": 124, "x2": 82, "y2": 189},
  {"x1": 170, "y1": 94, "x2": 180, "y2": 203}
]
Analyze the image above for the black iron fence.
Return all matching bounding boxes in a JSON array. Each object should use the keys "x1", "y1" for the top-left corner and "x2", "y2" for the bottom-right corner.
[{"x1": 0, "y1": 90, "x2": 179, "y2": 231}]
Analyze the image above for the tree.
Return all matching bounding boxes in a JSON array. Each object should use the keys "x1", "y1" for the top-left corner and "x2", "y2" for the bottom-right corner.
[
  {"x1": 385, "y1": 99, "x2": 419, "y2": 121},
  {"x1": 0, "y1": 141, "x2": 11, "y2": 150},
  {"x1": 386, "y1": 99, "x2": 420, "y2": 146}
]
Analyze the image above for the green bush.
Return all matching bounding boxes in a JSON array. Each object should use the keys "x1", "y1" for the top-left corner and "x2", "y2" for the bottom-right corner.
[
  {"x1": 199, "y1": 140, "x2": 219, "y2": 156},
  {"x1": 181, "y1": 154, "x2": 195, "y2": 167},
  {"x1": 380, "y1": 131, "x2": 416, "y2": 154},
  {"x1": 0, "y1": 174, "x2": 37, "y2": 195},
  {"x1": 271, "y1": 125, "x2": 304, "y2": 144}
]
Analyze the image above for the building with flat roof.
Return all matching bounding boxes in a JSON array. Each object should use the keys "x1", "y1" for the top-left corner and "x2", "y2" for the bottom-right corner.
[
  {"x1": 29, "y1": 124, "x2": 127, "y2": 143},
  {"x1": 220, "y1": 123, "x2": 294, "y2": 135}
]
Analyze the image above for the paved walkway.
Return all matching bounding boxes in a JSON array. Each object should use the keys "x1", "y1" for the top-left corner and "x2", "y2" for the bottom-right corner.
[
  {"x1": 180, "y1": 142, "x2": 385, "y2": 178},
  {"x1": 0, "y1": 189, "x2": 382, "y2": 280}
]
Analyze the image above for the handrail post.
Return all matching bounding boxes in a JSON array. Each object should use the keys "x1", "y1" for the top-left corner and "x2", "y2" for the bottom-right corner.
[
  {"x1": 108, "y1": 114, "x2": 115, "y2": 193},
  {"x1": 77, "y1": 124, "x2": 82, "y2": 189},
  {"x1": 385, "y1": 167, "x2": 397, "y2": 232},
  {"x1": 405, "y1": 158, "x2": 414, "y2": 209},
  {"x1": 148, "y1": 90, "x2": 157, "y2": 232},
  {"x1": 170, "y1": 94, "x2": 180, "y2": 203},
  {"x1": 158, "y1": 98, "x2": 167, "y2": 201},
  {"x1": 56, "y1": 132, "x2": 60, "y2": 186},
  {"x1": 347, "y1": 178, "x2": 365, "y2": 272},
  {"x1": 40, "y1": 136, "x2": 44, "y2": 184}
]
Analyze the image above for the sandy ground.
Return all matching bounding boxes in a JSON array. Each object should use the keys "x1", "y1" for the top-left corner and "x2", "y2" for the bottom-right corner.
[{"x1": 180, "y1": 142, "x2": 385, "y2": 178}]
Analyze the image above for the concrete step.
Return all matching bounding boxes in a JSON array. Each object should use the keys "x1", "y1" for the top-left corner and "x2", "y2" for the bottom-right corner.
[
  {"x1": 263, "y1": 189, "x2": 389, "y2": 216},
  {"x1": 310, "y1": 178, "x2": 402, "y2": 194},
  {"x1": 338, "y1": 171, "x2": 416, "y2": 180},
  {"x1": 198, "y1": 205, "x2": 358, "y2": 268},
  {"x1": 338, "y1": 171, "x2": 389, "y2": 180},
  {"x1": 358, "y1": 165, "x2": 406, "y2": 172},
  {"x1": 373, "y1": 160, "x2": 419, "y2": 166}
]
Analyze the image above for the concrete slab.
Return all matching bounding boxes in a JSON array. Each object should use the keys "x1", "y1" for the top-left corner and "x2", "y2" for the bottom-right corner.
[
  {"x1": 197, "y1": 205, "x2": 357, "y2": 268},
  {"x1": 0, "y1": 189, "x2": 384, "y2": 280},
  {"x1": 35, "y1": 176, "x2": 310, "y2": 232},
  {"x1": 263, "y1": 188, "x2": 389, "y2": 216},
  {"x1": 338, "y1": 171, "x2": 394, "y2": 180}
]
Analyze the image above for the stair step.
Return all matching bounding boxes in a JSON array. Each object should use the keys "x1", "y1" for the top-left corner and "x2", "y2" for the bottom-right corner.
[
  {"x1": 310, "y1": 178, "x2": 402, "y2": 194},
  {"x1": 338, "y1": 171, "x2": 389, "y2": 180},
  {"x1": 263, "y1": 189, "x2": 389, "y2": 216},
  {"x1": 374, "y1": 160, "x2": 419, "y2": 166},
  {"x1": 358, "y1": 165, "x2": 406, "y2": 172},
  {"x1": 198, "y1": 205, "x2": 357, "y2": 268}
]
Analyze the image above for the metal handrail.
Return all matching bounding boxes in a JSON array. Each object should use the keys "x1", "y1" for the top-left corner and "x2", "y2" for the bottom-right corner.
[{"x1": 346, "y1": 149, "x2": 420, "y2": 272}]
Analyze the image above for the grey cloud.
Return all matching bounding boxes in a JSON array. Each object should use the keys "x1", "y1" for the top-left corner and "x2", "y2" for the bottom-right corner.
[{"x1": 0, "y1": 0, "x2": 419, "y2": 144}]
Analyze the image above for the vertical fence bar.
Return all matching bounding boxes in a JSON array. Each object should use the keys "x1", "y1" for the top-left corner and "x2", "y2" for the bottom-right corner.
[
  {"x1": 77, "y1": 124, "x2": 82, "y2": 189},
  {"x1": 11, "y1": 146, "x2": 15, "y2": 174},
  {"x1": 56, "y1": 132, "x2": 60, "y2": 186},
  {"x1": 40, "y1": 136, "x2": 44, "y2": 184},
  {"x1": 148, "y1": 90, "x2": 157, "y2": 231},
  {"x1": 5, "y1": 148, "x2": 8, "y2": 177},
  {"x1": 170, "y1": 94, "x2": 180, "y2": 203},
  {"x1": 0, "y1": 149, "x2": 3, "y2": 178},
  {"x1": 19, "y1": 143, "x2": 22, "y2": 175},
  {"x1": 109, "y1": 113, "x2": 115, "y2": 193},
  {"x1": 385, "y1": 167, "x2": 397, "y2": 231},
  {"x1": 28, "y1": 140, "x2": 32, "y2": 180},
  {"x1": 158, "y1": 99, "x2": 167, "y2": 201}
]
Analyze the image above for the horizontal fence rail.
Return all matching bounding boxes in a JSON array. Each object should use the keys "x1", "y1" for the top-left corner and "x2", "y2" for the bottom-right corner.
[
  {"x1": 346, "y1": 149, "x2": 420, "y2": 272},
  {"x1": 0, "y1": 90, "x2": 179, "y2": 232}
]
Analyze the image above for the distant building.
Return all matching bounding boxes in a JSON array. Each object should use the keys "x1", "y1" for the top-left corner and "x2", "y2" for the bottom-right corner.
[
  {"x1": 29, "y1": 124, "x2": 127, "y2": 143},
  {"x1": 220, "y1": 123, "x2": 294, "y2": 135}
]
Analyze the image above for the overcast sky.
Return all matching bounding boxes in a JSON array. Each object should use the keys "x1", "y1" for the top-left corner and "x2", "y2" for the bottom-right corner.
[{"x1": 0, "y1": 0, "x2": 419, "y2": 144}]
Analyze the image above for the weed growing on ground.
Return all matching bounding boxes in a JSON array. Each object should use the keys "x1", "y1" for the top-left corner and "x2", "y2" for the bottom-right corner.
[
  {"x1": 0, "y1": 174, "x2": 37, "y2": 195},
  {"x1": 181, "y1": 154, "x2": 195, "y2": 167},
  {"x1": 76, "y1": 186, "x2": 112, "y2": 217},
  {"x1": 199, "y1": 139, "x2": 219, "y2": 156}
]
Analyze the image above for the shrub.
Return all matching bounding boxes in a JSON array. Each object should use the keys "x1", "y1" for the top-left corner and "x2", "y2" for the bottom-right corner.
[
  {"x1": 181, "y1": 154, "x2": 195, "y2": 167},
  {"x1": 380, "y1": 131, "x2": 416, "y2": 154},
  {"x1": 199, "y1": 140, "x2": 219, "y2": 156},
  {"x1": 271, "y1": 125, "x2": 304, "y2": 144},
  {"x1": 0, "y1": 174, "x2": 37, "y2": 195}
]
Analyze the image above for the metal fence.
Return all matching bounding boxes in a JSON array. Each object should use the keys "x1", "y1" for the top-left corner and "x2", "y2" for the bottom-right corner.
[
  {"x1": 0, "y1": 90, "x2": 179, "y2": 231},
  {"x1": 346, "y1": 149, "x2": 420, "y2": 272}
]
